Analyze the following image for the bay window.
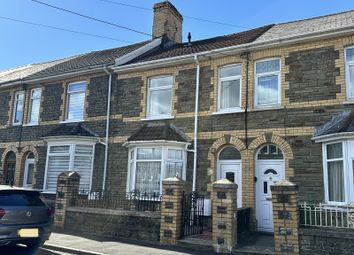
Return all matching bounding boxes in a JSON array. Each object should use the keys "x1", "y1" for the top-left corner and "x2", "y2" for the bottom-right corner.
[
  {"x1": 323, "y1": 140, "x2": 354, "y2": 204},
  {"x1": 13, "y1": 91, "x2": 25, "y2": 125},
  {"x1": 127, "y1": 146, "x2": 186, "y2": 194},
  {"x1": 345, "y1": 47, "x2": 354, "y2": 99},
  {"x1": 66, "y1": 82, "x2": 86, "y2": 121},
  {"x1": 147, "y1": 76, "x2": 173, "y2": 119},
  {"x1": 44, "y1": 142, "x2": 95, "y2": 193},
  {"x1": 255, "y1": 58, "x2": 281, "y2": 107},
  {"x1": 218, "y1": 64, "x2": 242, "y2": 112}
]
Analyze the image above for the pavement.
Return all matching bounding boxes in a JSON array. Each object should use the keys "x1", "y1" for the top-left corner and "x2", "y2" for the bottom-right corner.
[{"x1": 43, "y1": 232, "x2": 215, "y2": 255}]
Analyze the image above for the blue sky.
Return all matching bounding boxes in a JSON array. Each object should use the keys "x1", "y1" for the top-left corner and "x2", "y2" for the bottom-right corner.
[{"x1": 0, "y1": 0, "x2": 354, "y2": 71}]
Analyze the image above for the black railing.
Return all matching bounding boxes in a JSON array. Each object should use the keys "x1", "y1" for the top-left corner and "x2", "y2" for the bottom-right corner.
[
  {"x1": 72, "y1": 190, "x2": 162, "y2": 212},
  {"x1": 181, "y1": 192, "x2": 204, "y2": 237}
]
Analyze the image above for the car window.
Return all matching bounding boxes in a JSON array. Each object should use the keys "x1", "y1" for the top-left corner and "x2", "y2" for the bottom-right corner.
[{"x1": 0, "y1": 190, "x2": 45, "y2": 206}]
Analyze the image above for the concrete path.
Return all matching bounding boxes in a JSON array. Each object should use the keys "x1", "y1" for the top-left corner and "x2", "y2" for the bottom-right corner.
[{"x1": 44, "y1": 232, "x2": 213, "y2": 255}]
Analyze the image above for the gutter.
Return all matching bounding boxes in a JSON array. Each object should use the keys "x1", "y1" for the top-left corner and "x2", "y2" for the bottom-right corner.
[
  {"x1": 113, "y1": 25, "x2": 354, "y2": 73},
  {"x1": 102, "y1": 66, "x2": 113, "y2": 192},
  {"x1": 192, "y1": 54, "x2": 200, "y2": 193}
]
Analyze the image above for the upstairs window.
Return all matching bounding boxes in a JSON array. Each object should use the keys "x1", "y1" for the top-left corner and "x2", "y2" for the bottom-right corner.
[
  {"x1": 218, "y1": 65, "x2": 242, "y2": 112},
  {"x1": 13, "y1": 91, "x2": 25, "y2": 125},
  {"x1": 66, "y1": 82, "x2": 86, "y2": 121},
  {"x1": 28, "y1": 88, "x2": 42, "y2": 125},
  {"x1": 147, "y1": 76, "x2": 173, "y2": 119},
  {"x1": 255, "y1": 58, "x2": 281, "y2": 107},
  {"x1": 345, "y1": 47, "x2": 354, "y2": 99}
]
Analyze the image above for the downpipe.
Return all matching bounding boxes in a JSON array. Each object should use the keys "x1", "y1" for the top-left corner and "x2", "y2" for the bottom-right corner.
[{"x1": 192, "y1": 55, "x2": 200, "y2": 193}]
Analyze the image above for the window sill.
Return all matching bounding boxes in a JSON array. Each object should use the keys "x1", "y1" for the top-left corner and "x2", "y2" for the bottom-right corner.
[
  {"x1": 23, "y1": 123, "x2": 39, "y2": 127},
  {"x1": 141, "y1": 116, "x2": 175, "y2": 121},
  {"x1": 12, "y1": 123, "x2": 22, "y2": 126},
  {"x1": 250, "y1": 105, "x2": 284, "y2": 112},
  {"x1": 342, "y1": 100, "x2": 354, "y2": 105},
  {"x1": 212, "y1": 109, "x2": 245, "y2": 115},
  {"x1": 61, "y1": 119, "x2": 84, "y2": 124}
]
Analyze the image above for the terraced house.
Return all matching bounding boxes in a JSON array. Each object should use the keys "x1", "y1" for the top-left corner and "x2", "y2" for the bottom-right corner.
[{"x1": 1, "y1": 1, "x2": 354, "y2": 253}]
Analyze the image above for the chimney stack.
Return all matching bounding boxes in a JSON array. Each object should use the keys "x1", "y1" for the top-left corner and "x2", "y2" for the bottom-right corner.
[{"x1": 152, "y1": 1, "x2": 183, "y2": 43}]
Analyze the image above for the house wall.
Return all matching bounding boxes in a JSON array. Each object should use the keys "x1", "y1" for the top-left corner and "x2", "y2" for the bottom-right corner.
[
  {"x1": 107, "y1": 34, "x2": 354, "y2": 226},
  {"x1": 0, "y1": 34, "x2": 353, "y2": 230},
  {"x1": 65, "y1": 207, "x2": 161, "y2": 243},
  {"x1": 300, "y1": 227, "x2": 354, "y2": 254},
  {"x1": 0, "y1": 71, "x2": 111, "y2": 190}
]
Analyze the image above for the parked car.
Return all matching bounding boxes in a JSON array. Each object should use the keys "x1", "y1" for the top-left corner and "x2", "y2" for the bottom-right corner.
[{"x1": 0, "y1": 185, "x2": 53, "y2": 248}]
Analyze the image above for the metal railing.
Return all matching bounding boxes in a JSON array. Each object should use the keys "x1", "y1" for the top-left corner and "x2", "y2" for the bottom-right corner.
[
  {"x1": 72, "y1": 190, "x2": 162, "y2": 212},
  {"x1": 300, "y1": 202, "x2": 354, "y2": 229}
]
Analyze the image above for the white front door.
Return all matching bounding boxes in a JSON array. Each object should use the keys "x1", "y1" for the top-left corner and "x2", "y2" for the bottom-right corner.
[
  {"x1": 23, "y1": 158, "x2": 35, "y2": 188},
  {"x1": 218, "y1": 161, "x2": 242, "y2": 208},
  {"x1": 256, "y1": 160, "x2": 284, "y2": 232}
]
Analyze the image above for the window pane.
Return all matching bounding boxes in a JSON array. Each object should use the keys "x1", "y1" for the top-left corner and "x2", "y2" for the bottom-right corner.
[
  {"x1": 29, "y1": 97, "x2": 40, "y2": 123},
  {"x1": 166, "y1": 161, "x2": 183, "y2": 179},
  {"x1": 256, "y1": 75, "x2": 278, "y2": 105},
  {"x1": 67, "y1": 92, "x2": 85, "y2": 120},
  {"x1": 135, "y1": 162, "x2": 161, "y2": 193},
  {"x1": 73, "y1": 155, "x2": 93, "y2": 191},
  {"x1": 220, "y1": 65, "x2": 241, "y2": 78},
  {"x1": 46, "y1": 155, "x2": 70, "y2": 192},
  {"x1": 49, "y1": 146, "x2": 70, "y2": 154},
  {"x1": 256, "y1": 59, "x2": 280, "y2": 74},
  {"x1": 26, "y1": 163, "x2": 35, "y2": 185},
  {"x1": 149, "y1": 76, "x2": 172, "y2": 88},
  {"x1": 68, "y1": 83, "x2": 86, "y2": 92},
  {"x1": 258, "y1": 145, "x2": 283, "y2": 160},
  {"x1": 346, "y1": 48, "x2": 354, "y2": 62},
  {"x1": 220, "y1": 79, "x2": 240, "y2": 109},
  {"x1": 348, "y1": 65, "x2": 354, "y2": 98},
  {"x1": 219, "y1": 147, "x2": 241, "y2": 160},
  {"x1": 149, "y1": 89, "x2": 172, "y2": 116},
  {"x1": 75, "y1": 145, "x2": 93, "y2": 155},
  {"x1": 32, "y1": 89, "x2": 41, "y2": 98},
  {"x1": 327, "y1": 161, "x2": 344, "y2": 202},
  {"x1": 326, "y1": 143, "x2": 342, "y2": 159},
  {"x1": 14, "y1": 93, "x2": 24, "y2": 123},
  {"x1": 168, "y1": 149, "x2": 182, "y2": 160},
  {"x1": 137, "y1": 148, "x2": 162, "y2": 160}
]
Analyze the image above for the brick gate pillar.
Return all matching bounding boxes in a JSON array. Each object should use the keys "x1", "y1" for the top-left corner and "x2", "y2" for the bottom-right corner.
[
  {"x1": 211, "y1": 179, "x2": 237, "y2": 253},
  {"x1": 271, "y1": 179, "x2": 300, "y2": 255},
  {"x1": 160, "y1": 177, "x2": 186, "y2": 245},
  {"x1": 53, "y1": 171, "x2": 80, "y2": 228}
]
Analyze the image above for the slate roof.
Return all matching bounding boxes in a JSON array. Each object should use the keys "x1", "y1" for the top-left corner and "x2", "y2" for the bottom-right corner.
[
  {"x1": 128, "y1": 25, "x2": 273, "y2": 64},
  {"x1": 314, "y1": 110, "x2": 354, "y2": 137},
  {"x1": 128, "y1": 123, "x2": 191, "y2": 143},
  {"x1": 44, "y1": 123, "x2": 99, "y2": 137},
  {"x1": 256, "y1": 10, "x2": 354, "y2": 43},
  {"x1": 0, "y1": 41, "x2": 150, "y2": 86}
]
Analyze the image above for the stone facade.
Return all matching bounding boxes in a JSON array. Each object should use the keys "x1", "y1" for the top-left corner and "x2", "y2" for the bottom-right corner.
[{"x1": 0, "y1": 29, "x2": 354, "y2": 242}]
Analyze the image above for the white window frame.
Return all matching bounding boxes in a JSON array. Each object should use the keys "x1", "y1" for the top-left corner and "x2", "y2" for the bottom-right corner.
[
  {"x1": 147, "y1": 76, "x2": 173, "y2": 119},
  {"x1": 254, "y1": 58, "x2": 281, "y2": 108},
  {"x1": 345, "y1": 46, "x2": 354, "y2": 100},
  {"x1": 126, "y1": 144, "x2": 187, "y2": 194},
  {"x1": 65, "y1": 81, "x2": 87, "y2": 122},
  {"x1": 322, "y1": 140, "x2": 354, "y2": 205},
  {"x1": 43, "y1": 140, "x2": 96, "y2": 193},
  {"x1": 218, "y1": 64, "x2": 242, "y2": 113},
  {"x1": 12, "y1": 91, "x2": 25, "y2": 125},
  {"x1": 28, "y1": 88, "x2": 42, "y2": 125}
]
